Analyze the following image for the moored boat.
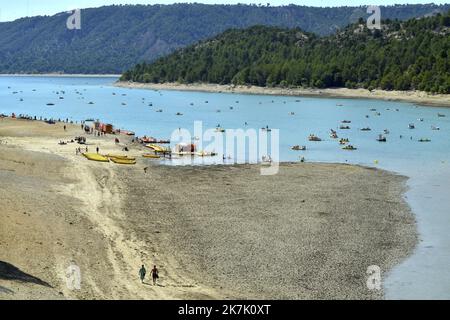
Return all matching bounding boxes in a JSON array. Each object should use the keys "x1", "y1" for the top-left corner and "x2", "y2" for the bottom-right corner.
[
  {"x1": 342, "y1": 145, "x2": 357, "y2": 150},
  {"x1": 377, "y1": 134, "x2": 387, "y2": 142},
  {"x1": 308, "y1": 134, "x2": 322, "y2": 142}
]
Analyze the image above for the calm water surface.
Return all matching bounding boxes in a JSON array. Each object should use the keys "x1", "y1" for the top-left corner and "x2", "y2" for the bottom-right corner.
[{"x1": 1, "y1": 76, "x2": 449, "y2": 299}]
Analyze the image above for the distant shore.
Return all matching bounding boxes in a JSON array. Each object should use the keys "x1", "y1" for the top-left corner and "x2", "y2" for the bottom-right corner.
[
  {"x1": 0, "y1": 74, "x2": 120, "y2": 78},
  {"x1": 116, "y1": 81, "x2": 450, "y2": 107}
]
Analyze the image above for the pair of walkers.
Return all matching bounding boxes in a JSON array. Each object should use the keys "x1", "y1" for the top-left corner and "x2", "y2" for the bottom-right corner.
[{"x1": 139, "y1": 265, "x2": 159, "y2": 285}]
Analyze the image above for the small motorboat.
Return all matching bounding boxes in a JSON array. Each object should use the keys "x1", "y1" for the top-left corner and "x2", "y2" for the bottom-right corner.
[
  {"x1": 340, "y1": 125, "x2": 351, "y2": 130},
  {"x1": 215, "y1": 127, "x2": 226, "y2": 133},
  {"x1": 291, "y1": 145, "x2": 306, "y2": 151},
  {"x1": 384, "y1": 129, "x2": 390, "y2": 134},
  {"x1": 339, "y1": 138, "x2": 349, "y2": 145},
  {"x1": 418, "y1": 138, "x2": 431, "y2": 142},
  {"x1": 438, "y1": 113, "x2": 446, "y2": 118},
  {"x1": 330, "y1": 129, "x2": 338, "y2": 139},
  {"x1": 46, "y1": 103, "x2": 55, "y2": 106},
  {"x1": 341, "y1": 120, "x2": 351, "y2": 124},
  {"x1": 360, "y1": 127, "x2": 372, "y2": 131},
  {"x1": 431, "y1": 126, "x2": 440, "y2": 131},
  {"x1": 308, "y1": 135, "x2": 322, "y2": 142},
  {"x1": 377, "y1": 134, "x2": 387, "y2": 142},
  {"x1": 176, "y1": 112, "x2": 183, "y2": 116},
  {"x1": 342, "y1": 145, "x2": 357, "y2": 150},
  {"x1": 409, "y1": 124, "x2": 415, "y2": 129}
]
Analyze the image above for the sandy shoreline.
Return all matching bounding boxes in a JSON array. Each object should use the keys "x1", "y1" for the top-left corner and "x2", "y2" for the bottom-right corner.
[
  {"x1": 116, "y1": 82, "x2": 450, "y2": 107},
  {"x1": 0, "y1": 117, "x2": 418, "y2": 300}
]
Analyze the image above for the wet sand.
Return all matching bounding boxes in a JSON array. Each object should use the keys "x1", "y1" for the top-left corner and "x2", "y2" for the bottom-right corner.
[
  {"x1": 116, "y1": 82, "x2": 450, "y2": 107},
  {"x1": 0, "y1": 117, "x2": 417, "y2": 299}
]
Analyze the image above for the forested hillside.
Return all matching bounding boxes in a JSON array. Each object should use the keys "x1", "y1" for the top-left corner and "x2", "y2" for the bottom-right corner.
[
  {"x1": 0, "y1": 3, "x2": 448, "y2": 74},
  {"x1": 122, "y1": 11, "x2": 450, "y2": 93}
]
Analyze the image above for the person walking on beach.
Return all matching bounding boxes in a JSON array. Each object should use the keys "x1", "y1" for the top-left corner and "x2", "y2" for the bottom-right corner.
[
  {"x1": 96, "y1": 146, "x2": 99, "y2": 154},
  {"x1": 151, "y1": 265, "x2": 159, "y2": 285},
  {"x1": 139, "y1": 265, "x2": 146, "y2": 284},
  {"x1": 64, "y1": 125, "x2": 66, "y2": 131}
]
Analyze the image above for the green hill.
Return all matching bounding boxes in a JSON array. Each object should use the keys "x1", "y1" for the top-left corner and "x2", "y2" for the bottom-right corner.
[
  {"x1": 0, "y1": 3, "x2": 449, "y2": 74},
  {"x1": 122, "y1": 12, "x2": 450, "y2": 94}
]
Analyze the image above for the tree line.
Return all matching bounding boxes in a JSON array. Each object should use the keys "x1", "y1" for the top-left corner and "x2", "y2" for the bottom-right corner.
[{"x1": 122, "y1": 11, "x2": 450, "y2": 94}]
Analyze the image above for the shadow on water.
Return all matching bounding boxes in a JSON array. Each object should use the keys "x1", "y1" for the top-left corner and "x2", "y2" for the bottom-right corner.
[{"x1": 0, "y1": 261, "x2": 52, "y2": 288}]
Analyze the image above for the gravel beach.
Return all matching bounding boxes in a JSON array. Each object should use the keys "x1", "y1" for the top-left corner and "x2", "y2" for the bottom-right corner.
[{"x1": 0, "y1": 118, "x2": 418, "y2": 300}]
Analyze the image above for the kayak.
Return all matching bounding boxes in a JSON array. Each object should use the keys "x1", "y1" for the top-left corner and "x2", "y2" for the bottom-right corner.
[
  {"x1": 143, "y1": 154, "x2": 161, "y2": 159},
  {"x1": 110, "y1": 158, "x2": 137, "y2": 165},
  {"x1": 106, "y1": 154, "x2": 136, "y2": 161},
  {"x1": 83, "y1": 153, "x2": 109, "y2": 162},
  {"x1": 146, "y1": 144, "x2": 170, "y2": 153}
]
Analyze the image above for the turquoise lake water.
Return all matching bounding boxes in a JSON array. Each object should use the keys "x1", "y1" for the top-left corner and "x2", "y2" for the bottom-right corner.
[{"x1": 1, "y1": 76, "x2": 449, "y2": 299}]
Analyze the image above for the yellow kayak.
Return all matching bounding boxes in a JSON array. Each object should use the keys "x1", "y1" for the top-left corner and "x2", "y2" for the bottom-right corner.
[
  {"x1": 106, "y1": 154, "x2": 136, "y2": 161},
  {"x1": 110, "y1": 158, "x2": 137, "y2": 165},
  {"x1": 83, "y1": 153, "x2": 110, "y2": 162},
  {"x1": 146, "y1": 144, "x2": 170, "y2": 153},
  {"x1": 142, "y1": 154, "x2": 161, "y2": 159}
]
